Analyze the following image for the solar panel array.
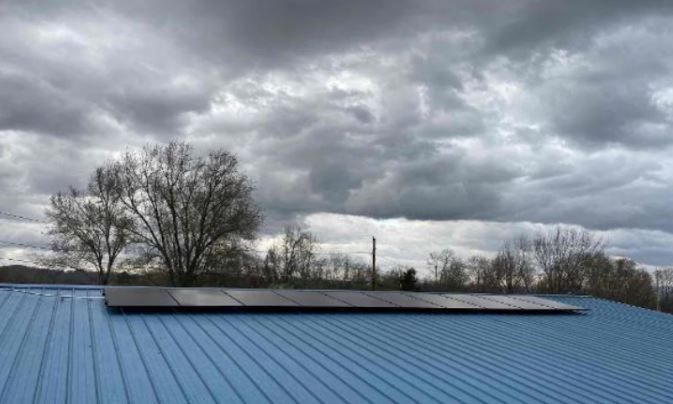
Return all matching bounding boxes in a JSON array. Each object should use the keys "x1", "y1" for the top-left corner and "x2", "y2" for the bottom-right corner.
[{"x1": 104, "y1": 287, "x2": 584, "y2": 313}]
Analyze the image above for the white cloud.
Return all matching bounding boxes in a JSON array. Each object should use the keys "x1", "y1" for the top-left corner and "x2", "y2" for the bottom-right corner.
[{"x1": 3, "y1": 0, "x2": 673, "y2": 268}]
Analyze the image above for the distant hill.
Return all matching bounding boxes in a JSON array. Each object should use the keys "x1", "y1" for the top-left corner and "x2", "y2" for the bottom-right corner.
[
  {"x1": 0, "y1": 265, "x2": 226, "y2": 287},
  {"x1": 0, "y1": 265, "x2": 98, "y2": 285},
  {"x1": 0, "y1": 265, "x2": 167, "y2": 286}
]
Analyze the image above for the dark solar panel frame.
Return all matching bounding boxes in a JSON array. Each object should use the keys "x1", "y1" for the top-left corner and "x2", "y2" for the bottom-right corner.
[
  {"x1": 509, "y1": 295, "x2": 585, "y2": 311},
  {"x1": 364, "y1": 291, "x2": 442, "y2": 309},
  {"x1": 168, "y1": 288, "x2": 242, "y2": 307},
  {"x1": 224, "y1": 289, "x2": 298, "y2": 307},
  {"x1": 274, "y1": 290, "x2": 348, "y2": 307},
  {"x1": 444, "y1": 294, "x2": 523, "y2": 310},
  {"x1": 323, "y1": 291, "x2": 398, "y2": 308},
  {"x1": 483, "y1": 295, "x2": 551, "y2": 310},
  {"x1": 413, "y1": 294, "x2": 484, "y2": 310}
]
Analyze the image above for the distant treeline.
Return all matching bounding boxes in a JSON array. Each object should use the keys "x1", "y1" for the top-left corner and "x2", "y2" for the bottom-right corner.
[
  {"x1": 7, "y1": 224, "x2": 673, "y2": 314},
  {"x1": 238, "y1": 225, "x2": 670, "y2": 313}
]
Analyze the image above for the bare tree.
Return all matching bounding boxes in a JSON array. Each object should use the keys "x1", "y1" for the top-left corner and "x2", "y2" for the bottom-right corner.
[
  {"x1": 428, "y1": 249, "x2": 451, "y2": 282},
  {"x1": 654, "y1": 268, "x2": 673, "y2": 311},
  {"x1": 491, "y1": 236, "x2": 535, "y2": 293},
  {"x1": 264, "y1": 226, "x2": 317, "y2": 284},
  {"x1": 533, "y1": 226, "x2": 604, "y2": 293},
  {"x1": 612, "y1": 258, "x2": 655, "y2": 308},
  {"x1": 466, "y1": 255, "x2": 493, "y2": 292},
  {"x1": 114, "y1": 142, "x2": 261, "y2": 286},
  {"x1": 323, "y1": 253, "x2": 369, "y2": 286},
  {"x1": 428, "y1": 249, "x2": 468, "y2": 291},
  {"x1": 583, "y1": 252, "x2": 614, "y2": 296},
  {"x1": 47, "y1": 167, "x2": 134, "y2": 284},
  {"x1": 584, "y1": 257, "x2": 655, "y2": 308}
]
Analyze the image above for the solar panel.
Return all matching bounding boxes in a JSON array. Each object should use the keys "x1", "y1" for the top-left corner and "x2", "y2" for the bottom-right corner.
[
  {"x1": 364, "y1": 291, "x2": 442, "y2": 308},
  {"x1": 168, "y1": 288, "x2": 242, "y2": 307},
  {"x1": 509, "y1": 295, "x2": 584, "y2": 311},
  {"x1": 104, "y1": 287, "x2": 585, "y2": 313},
  {"x1": 445, "y1": 294, "x2": 523, "y2": 310},
  {"x1": 275, "y1": 290, "x2": 347, "y2": 307},
  {"x1": 483, "y1": 295, "x2": 552, "y2": 310},
  {"x1": 323, "y1": 291, "x2": 397, "y2": 308},
  {"x1": 224, "y1": 289, "x2": 298, "y2": 307},
  {"x1": 413, "y1": 293, "x2": 483, "y2": 309},
  {"x1": 105, "y1": 288, "x2": 177, "y2": 307}
]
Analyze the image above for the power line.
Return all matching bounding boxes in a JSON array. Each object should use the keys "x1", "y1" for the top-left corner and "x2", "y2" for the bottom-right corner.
[
  {"x1": 0, "y1": 210, "x2": 48, "y2": 224},
  {"x1": 0, "y1": 240, "x2": 150, "y2": 262},
  {"x1": 0, "y1": 239, "x2": 406, "y2": 266},
  {"x1": 0, "y1": 255, "x2": 90, "y2": 272},
  {"x1": 0, "y1": 256, "x2": 58, "y2": 268},
  {"x1": 0, "y1": 239, "x2": 51, "y2": 251},
  {"x1": 250, "y1": 249, "x2": 373, "y2": 256},
  {"x1": 0, "y1": 242, "x2": 387, "y2": 260}
]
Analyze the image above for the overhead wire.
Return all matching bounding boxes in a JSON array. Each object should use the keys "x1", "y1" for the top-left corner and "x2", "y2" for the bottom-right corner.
[
  {"x1": 250, "y1": 249, "x2": 373, "y2": 256},
  {"x1": 0, "y1": 210, "x2": 48, "y2": 224},
  {"x1": 0, "y1": 239, "x2": 51, "y2": 250},
  {"x1": 0, "y1": 255, "x2": 92, "y2": 273}
]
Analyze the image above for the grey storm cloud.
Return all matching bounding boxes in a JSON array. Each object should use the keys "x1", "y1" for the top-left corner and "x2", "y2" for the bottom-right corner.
[{"x1": 3, "y1": 0, "x2": 673, "y2": 265}]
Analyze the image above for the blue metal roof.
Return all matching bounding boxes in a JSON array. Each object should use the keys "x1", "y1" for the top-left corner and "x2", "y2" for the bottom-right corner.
[{"x1": 1, "y1": 285, "x2": 672, "y2": 403}]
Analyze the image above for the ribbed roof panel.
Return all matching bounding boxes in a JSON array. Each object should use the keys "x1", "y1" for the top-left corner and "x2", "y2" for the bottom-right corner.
[{"x1": 1, "y1": 285, "x2": 672, "y2": 403}]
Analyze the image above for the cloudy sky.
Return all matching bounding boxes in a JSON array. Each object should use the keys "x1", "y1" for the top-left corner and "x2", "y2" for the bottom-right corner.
[{"x1": 2, "y1": 0, "x2": 673, "y2": 275}]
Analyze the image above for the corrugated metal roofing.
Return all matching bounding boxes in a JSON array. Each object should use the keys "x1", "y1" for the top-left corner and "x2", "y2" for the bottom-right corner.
[{"x1": 1, "y1": 284, "x2": 673, "y2": 403}]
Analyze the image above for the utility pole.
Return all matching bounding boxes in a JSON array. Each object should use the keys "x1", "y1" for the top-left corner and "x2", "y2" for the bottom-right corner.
[
  {"x1": 656, "y1": 270, "x2": 661, "y2": 312},
  {"x1": 371, "y1": 237, "x2": 376, "y2": 290}
]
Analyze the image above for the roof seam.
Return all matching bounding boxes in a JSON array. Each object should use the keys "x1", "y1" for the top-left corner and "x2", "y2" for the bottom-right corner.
[
  {"x1": 237, "y1": 315, "x2": 363, "y2": 403},
  {"x1": 32, "y1": 293, "x2": 59, "y2": 404},
  {"x1": 105, "y1": 304, "x2": 132, "y2": 403},
  {"x1": 139, "y1": 314, "x2": 192, "y2": 403},
  {"x1": 120, "y1": 309, "x2": 162, "y2": 404},
  {"x1": 207, "y1": 316, "x2": 301, "y2": 403},
  {"x1": 288, "y1": 315, "x2": 443, "y2": 403},
  {"x1": 403, "y1": 315, "x2": 617, "y2": 402},
  {"x1": 169, "y1": 312, "x2": 246, "y2": 403},
  {"x1": 0, "y1": 291, "x2": 43, "y2": 402},
  {"x1": 262, "y1": 315, "x2": 401, "y2": 403},
  {"x1": 188, "y1": 315, "x2": 274, "y2": 404},
  {"x1": 454, "y1": 321, "x2": 660, "y2": 397},
  {"x1": 65, "y1": 289, "x2": 75, "y2": 404},
  {"x1": 335, "y1": 319, "x2": 535, "y2": 401},
  {"x1": 0, "y1": 292, "x2": 30, "y2": 387},
  {"x1": 218, "y1": 316, "x2": 326, "y2": 404},
  {"x1": 156, "y1": 315, "x2": 218, "y2": 403},
  {"x1": 505, "y1": 316, "x2": 673, "y2": 395},
  {"x1": 320, "y1": 315, "x2": 507, "y2": 403},
  {"x1": 86, "y1": 293, "x2": 101, "y2": 404},
  {"x1": 250, "y1": 315, "x2": 390, "y2": 402}
]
